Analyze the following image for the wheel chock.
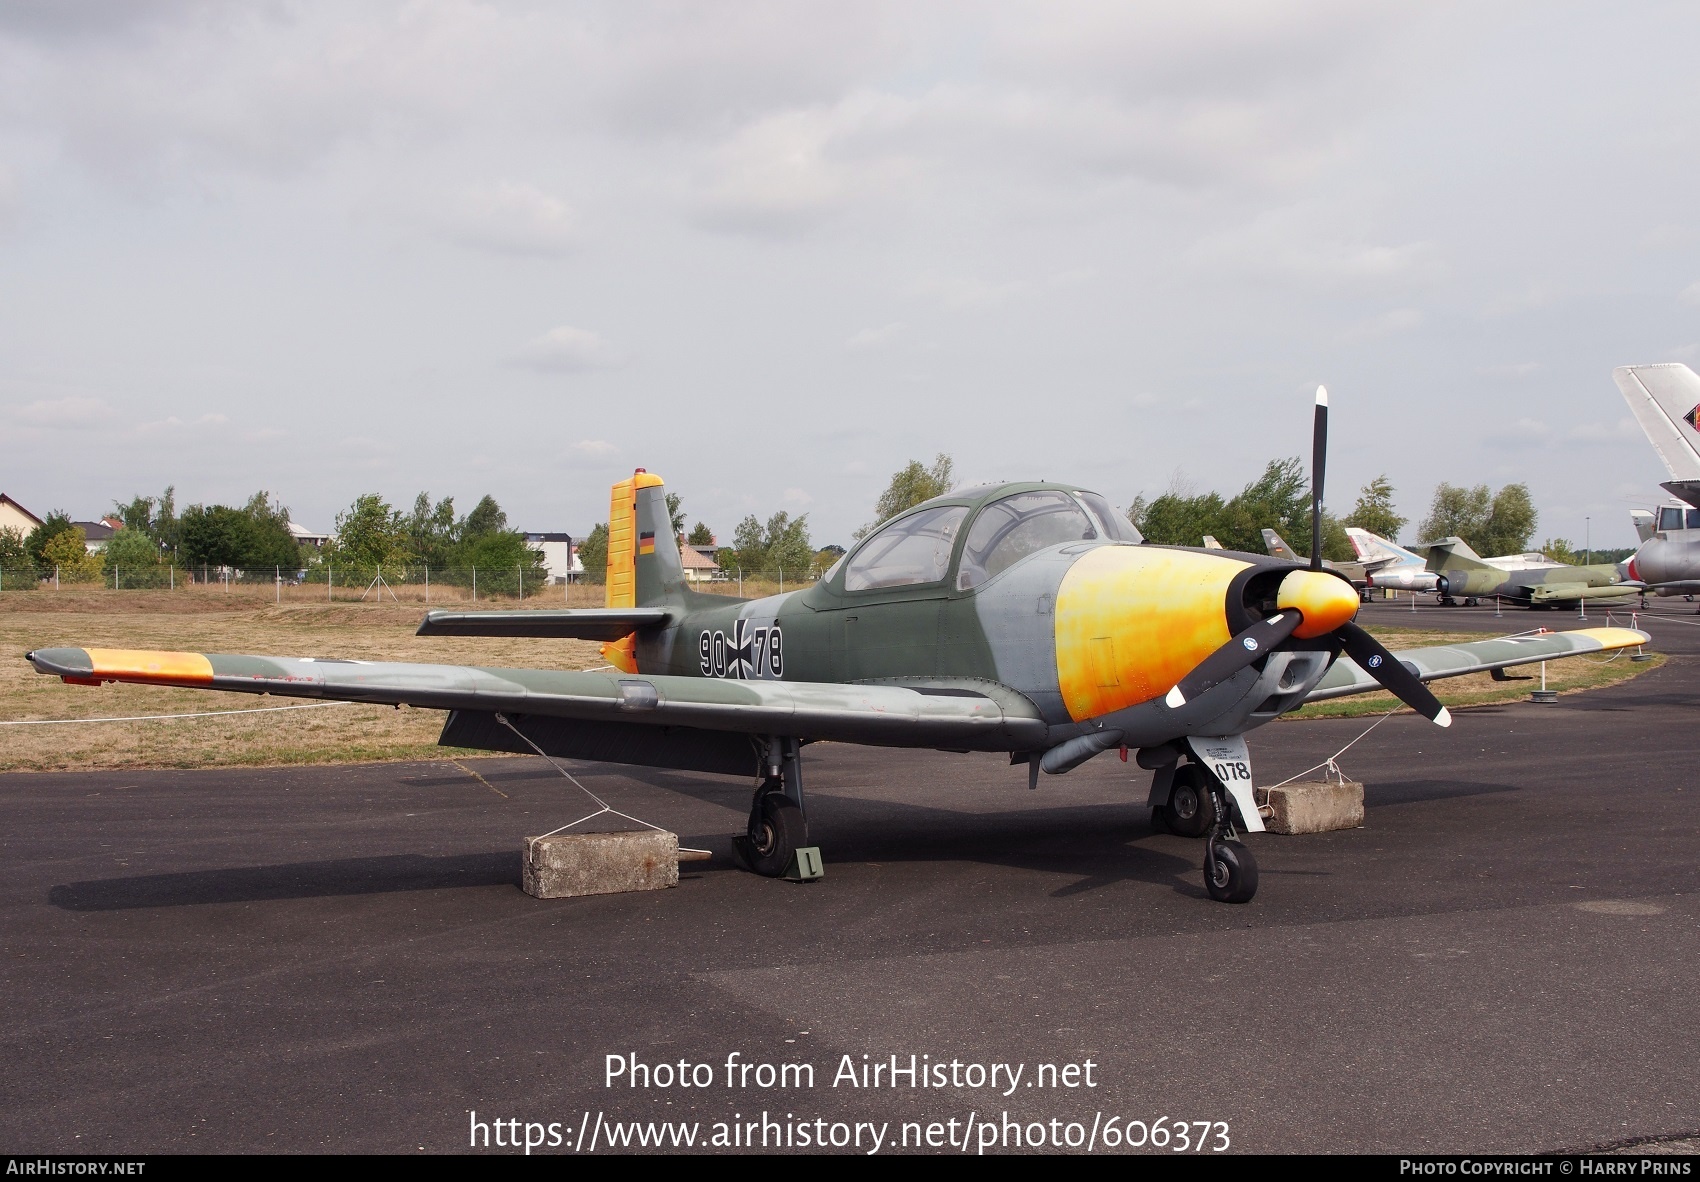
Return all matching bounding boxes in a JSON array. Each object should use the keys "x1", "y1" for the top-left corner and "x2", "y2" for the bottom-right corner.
[{"x1": 784, "y1": 847, "x2": 824, "y2": 882}]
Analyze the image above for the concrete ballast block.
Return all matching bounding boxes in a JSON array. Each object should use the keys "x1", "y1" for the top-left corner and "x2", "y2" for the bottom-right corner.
[
  {"x1": 523, "y1": 830, "x2": 680, "y2": 899},
  {"x1": 1262, "y1": 779, "x2": 1364, "y2": 835}
]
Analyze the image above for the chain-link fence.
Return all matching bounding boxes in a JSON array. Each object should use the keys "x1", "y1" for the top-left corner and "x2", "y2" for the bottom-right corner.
[{"x1": 0, "y1": 564, "x2": 568, "y2": 601}]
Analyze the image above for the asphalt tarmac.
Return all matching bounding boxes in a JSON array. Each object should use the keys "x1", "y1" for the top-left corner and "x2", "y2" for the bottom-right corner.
[{"x1": 3, "y1": 596, "x2": 1696, "y2": 1155}]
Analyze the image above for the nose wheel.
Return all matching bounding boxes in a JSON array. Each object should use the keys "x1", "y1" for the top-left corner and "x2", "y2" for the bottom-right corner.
[{"x1": 1204, "y1": 833, "x2": 1258, "y2": 903}]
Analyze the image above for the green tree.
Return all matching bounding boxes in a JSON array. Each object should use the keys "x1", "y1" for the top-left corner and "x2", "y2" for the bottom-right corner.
[
  {"x1": 1418, "y1": 482, "x2": 1537, "y2": 555},
  {"x1": 406, "y1": 493, "x2": 457, "y2": 568},
  {"x1": 665, "y1": 493, "x2": 686, "y2": 539},
  {"x1": 687, "y1": 521, "x2": 714, "y2": 546},
  {"x1": 328, "y1": 494, "x2": 410, "y2": 569},
  {"x1": 42, "y1": 528, "x2": 101, "y2": 582},
  {"x1": 102, "y1": 527, "x2": 170, "y2": 587},
  {"x1": 1479, "y1": 484, "x2": 1537, "y2": 557},
  {"x1": 762, "y1": 511, "x2": 813, "y2": 576},
  {"x1": 1347, "y1": 475, "x2": 1405, "y2": 542},
  {"x1": 857, "y1": 454, "x2": 955, "y2": 538},
  {"x1": 25, "y1": 511, "x2": 80, "y2": 570},
  {"x1": 1539, "y1": 537, "x2": 1579, "y2": 565},
  {"x1": 0, "y1": 526, "x2": 32, "y2": 583},
  {"x1": 456, "y1": 529, "x2": 548, "y2": 597},
  {"x1": 1216, "y1": 457, "x2": 1311, "y2": 554},
  {"x1": 576, "y1": 523, "x2": 608, "y2": 585},
  {"x1": 112, "y1": 487, "x2": 180, "y2": 554},
  {"x1": 1134, "y1": 487, "x2": 1228, "y2": 547},
  {"x1": 732, "y1": 514, "x2": 767, "y2": 573},
  {"x1": 461, "y1": 494, "x2": 507, "y2": 538}
]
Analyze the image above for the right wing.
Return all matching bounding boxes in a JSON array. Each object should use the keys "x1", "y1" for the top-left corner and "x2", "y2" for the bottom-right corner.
[{"x1": 1305, "y1": 626, "x2": 1648, "y2": 702}]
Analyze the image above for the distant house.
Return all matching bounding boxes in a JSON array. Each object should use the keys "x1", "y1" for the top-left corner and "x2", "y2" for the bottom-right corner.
[
  {"x1": 524, "y1": 532, "x2": 580, "y2": 584},
  {"x1": 0, "y1": 495, "x2": 42, "y2": 539},
  {"x1": 681, "y1": 545, "x2": 721, "y2": 582},
  {"x1": 288, "y1": 521, "x2": 331, "y2": 549},
  {"x1": 72, "y1": 517, "x2": 122, "y2": 553}
]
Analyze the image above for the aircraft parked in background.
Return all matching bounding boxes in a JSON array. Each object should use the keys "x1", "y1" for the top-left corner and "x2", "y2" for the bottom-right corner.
[
  {"x1": 1424, "y1": 537, "x2": 1635, "y2": 608},
  {"x1": 1615, "y1": 363, "x2": 1700, "y2": 603},
  {"x1": 1260, "y1": 529, "x2": 1378, "y2": 600},
  {"x1": 1346, "y1": 528, "x2": 1438, "y2": 595}
]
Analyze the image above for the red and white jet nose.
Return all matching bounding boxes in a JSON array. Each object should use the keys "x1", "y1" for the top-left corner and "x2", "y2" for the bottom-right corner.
[{"x1": 1276, "y1": 569, "x2": 1359, "y2": 638}]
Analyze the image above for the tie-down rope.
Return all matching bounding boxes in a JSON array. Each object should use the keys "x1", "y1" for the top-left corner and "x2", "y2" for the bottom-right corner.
[
  {"x1": 492, "y1": 712, "x2": 708, "y2": 857},
  {"x1": 1259, "y1": 703, "x2": 1403, "y2": 804}
]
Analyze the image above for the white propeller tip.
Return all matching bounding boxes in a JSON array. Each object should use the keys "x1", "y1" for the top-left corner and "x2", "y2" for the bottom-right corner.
[
  {"x1": 1434, "y1": 706, "x2": 1452, "y2": 728},
  {"x1": 1164, "y1": 685, "x2": 1185, "y2": 709},
  {"x1": 1315, "y1": 385, "x2": 1329, "y2": 407}
]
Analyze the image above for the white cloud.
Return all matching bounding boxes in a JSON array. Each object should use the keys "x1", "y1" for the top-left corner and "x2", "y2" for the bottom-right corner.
[
  {"x1": 441, "y1": 181, "x2": 576, "y2": 257},
  {"x1": 571, "y1": 439, "x2": 618, "y2": 456},
  {"x1": 134, "y1": 412, "x2": 228, "y2": 436},
  {"x1": 1680, "y1": 281, "x2": 1700, "y2": 306},
  {"x1": 513, "y1": 326, "x2": 625, "y2": 373},
  {"x1": 1484, "y1": 417, "x2": 1554, "y2": 448},
  {"x1": 1566, "y1": 418, "x2": 1640, "y2": 443},
  {"x1": 782, "y1": 487, "x2": 813, "y2": 507},
  {"x1": 912, "y1": 272, "x2": 1026, "y2": 309},
  {"x1": 846, "y1": 322, "x2": 907, "y2": 350},
  {"x1": 14, "y1": 396, "x2": 110, "y2": 427}
]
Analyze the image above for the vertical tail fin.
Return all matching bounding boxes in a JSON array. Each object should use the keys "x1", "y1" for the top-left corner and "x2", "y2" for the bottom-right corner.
[
  {"x1": 1261, "y1": 529, "x2": 1302, "y2": 562},
  {"x1": 600, "y1": 469, "x2": 688, "y2": 672},
  {"x1": 1615, "y1": 363, "x2": 1700, "y2": 481},
  {"x1": 1423, "y1": 536, "x2": 1490, "y2": 572},
  {"x1": 1631, "y1": 509, "x2": 1656, "y2": 544}
]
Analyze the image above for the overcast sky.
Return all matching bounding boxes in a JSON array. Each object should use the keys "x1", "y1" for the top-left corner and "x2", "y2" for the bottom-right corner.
[{"x1": 3, "y1": 2, "x2": 1697, "y2": 549}]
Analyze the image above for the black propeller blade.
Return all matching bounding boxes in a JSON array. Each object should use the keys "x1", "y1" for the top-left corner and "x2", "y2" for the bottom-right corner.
[
  {"x1": 1311, "y1": 385, "x2": 1327, "y2": 572},
  {"x1": 1338, "y1": 621, "x2": 1452, "y2": 727},
  {"x1": 1163, "y1": 612, "x2": 1303, "y2": 708}
]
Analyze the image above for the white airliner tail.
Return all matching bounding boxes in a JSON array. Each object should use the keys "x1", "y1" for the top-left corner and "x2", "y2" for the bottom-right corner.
[
  {"x1": 1345, "y1": 527, "x2": 1422, "y2": 567},
  {"x1": 1614, "y1": 363, "x2": 1700, "y2": 482}
]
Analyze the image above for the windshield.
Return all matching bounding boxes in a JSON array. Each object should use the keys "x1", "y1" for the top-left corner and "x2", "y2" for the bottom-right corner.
[
  {"x1": 1076, "y1": 490, "x2": 1143, "y2": 543},
  {"x1": 842, "y1": 504, "x2": 969, "y2": 591},
  {"x1": 957, "y1": 491, "x2": 1097, "y2": 590}
]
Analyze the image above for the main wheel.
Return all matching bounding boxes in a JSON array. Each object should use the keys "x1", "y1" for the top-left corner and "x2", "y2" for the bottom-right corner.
[
  {"x1": 1204, "y1": 839, "x2": 1258, "y2": 904},
  {"x1": 737, "y1": 793, "x2": 805, "y2": 877},
  {"x1": 1159, "y1": 765, "x2": 1218, "y2": 839}
]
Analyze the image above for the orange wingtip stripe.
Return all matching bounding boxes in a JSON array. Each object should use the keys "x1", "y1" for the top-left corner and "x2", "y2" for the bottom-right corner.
[{"x1": 83, "y1": 648, "x2": 215, "y2": 683}]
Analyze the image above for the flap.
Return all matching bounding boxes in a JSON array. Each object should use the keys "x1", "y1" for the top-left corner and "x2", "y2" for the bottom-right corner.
[{"x1": 415, "y1": 608, "x2": 672, "y2": 641}]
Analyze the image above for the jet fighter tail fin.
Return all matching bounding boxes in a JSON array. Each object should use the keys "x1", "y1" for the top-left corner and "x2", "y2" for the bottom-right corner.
[
  {"x1": 1261, "y1": 529, "x2": 1302, "y2": 562},
  {"x1": 601, "y1": 469, "x2": 689, "y2": 671},
  {"x1": 1631, "y1": 509, "x2": 1657, "y2": 544},
  {"x1": 1345, "y1": 527, "x2": 1422, "y2": 567},
  {"x1": 1615, "y1": 363, "x2": 1700, "y2": 482},
  {"x1": 1423, "y1": 536, "x2": 1492, "y2": 572}
]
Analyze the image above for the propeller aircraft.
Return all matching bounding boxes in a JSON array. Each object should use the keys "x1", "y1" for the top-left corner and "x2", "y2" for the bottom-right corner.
[{"x1": 25, "y1": 391, "x2": 1647, "y2": 903}]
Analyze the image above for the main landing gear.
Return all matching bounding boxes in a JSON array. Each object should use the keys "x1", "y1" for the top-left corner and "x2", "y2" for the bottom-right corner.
[
  {"x1": 733, "y1": 736, "x2": 807, "y2": 877},
  {"x1": 1153, "y1": 760, "x2": 1259, "y2": 904}
]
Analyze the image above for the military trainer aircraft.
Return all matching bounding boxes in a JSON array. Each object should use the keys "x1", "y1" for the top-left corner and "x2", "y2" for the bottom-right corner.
[{"x1": 26, "y1": 392, "x2": 1647, "y2": 903}]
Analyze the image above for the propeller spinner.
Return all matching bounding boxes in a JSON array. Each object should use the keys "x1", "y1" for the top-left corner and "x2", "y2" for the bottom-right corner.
[{"x1": 1163, "y1": 386, "x2": 1452, "y2": 727}]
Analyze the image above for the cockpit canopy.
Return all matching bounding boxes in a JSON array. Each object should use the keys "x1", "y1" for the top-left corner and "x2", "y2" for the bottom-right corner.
[{"x1": 837, "y1": 484, "x2": 1141, "y2": 593}]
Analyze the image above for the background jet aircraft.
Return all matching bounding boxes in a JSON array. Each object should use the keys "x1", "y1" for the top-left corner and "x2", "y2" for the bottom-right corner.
[
  {"x1": 1425, "y1": 536, "x2": 1635, "y2": 607},
  {"x1": 25, "y1": 393, "x2": 1646, "y2": 904},
  {"x1": 1615, "y1": 362, "x2": 1700, "y2": 602},
  {"x1": 1260, "y1": 528, "x2": 1379, "y2": 600},
  {"x1": 1344, "y1": 528, "x2": 1438, "y2": 594}
]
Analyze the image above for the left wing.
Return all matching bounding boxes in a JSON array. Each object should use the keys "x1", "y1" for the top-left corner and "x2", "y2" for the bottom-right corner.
[
  {"x1": 1305, "y1": 626, "x2": 1648, "y2": 702},
  {"x1": 24, "y1": 647, "x2": 1047, "y2": 750}
]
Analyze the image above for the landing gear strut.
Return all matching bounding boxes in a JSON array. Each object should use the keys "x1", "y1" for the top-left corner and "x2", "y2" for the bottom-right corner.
[
  {"x1": 1201, "y1": 776, "x2": 1258, "y2": 904},
  {"x1": 733, "y1": 736, "x2": 807, "y2": 877},
  {"x1": 1155, "y1": 763, "x2": 1218, "y2": 838}
]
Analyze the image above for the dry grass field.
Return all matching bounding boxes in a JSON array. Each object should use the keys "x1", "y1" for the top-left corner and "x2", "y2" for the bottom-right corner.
[{"x1": 0, "y1": 590, "x2": 1660, "y2": 772}]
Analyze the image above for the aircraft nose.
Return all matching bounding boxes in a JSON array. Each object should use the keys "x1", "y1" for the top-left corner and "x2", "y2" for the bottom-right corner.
[{"x1": 1276, "y1": 569, "x2": 1359, "y2": 639}]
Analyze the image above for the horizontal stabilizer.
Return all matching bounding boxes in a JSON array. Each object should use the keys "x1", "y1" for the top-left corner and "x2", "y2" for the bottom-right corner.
[
  {"x1": 1305, "y1": 626, "x2": 1649, "y2": 703},
  {"x1": 1660, "y1": 480, "x2": 1700, "y2": 510},
  {"x1": 415, "y1": 608, "x2": 671, "y2": 641}
]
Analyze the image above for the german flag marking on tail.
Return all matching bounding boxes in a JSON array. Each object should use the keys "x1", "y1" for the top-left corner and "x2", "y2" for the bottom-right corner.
[{"x1": 638, "y1": 531, "x2": 656, "y2": 555}]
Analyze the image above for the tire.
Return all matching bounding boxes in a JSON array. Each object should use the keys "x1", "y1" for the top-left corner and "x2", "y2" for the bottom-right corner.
[
  {"x1": 1204, "y1": 839, "x2": 1259, "y2": 903},
  {"x1": 737, "y1": 793, "x2": 805, "y2": 878},
  {"x1": 1159, "y1": 765, "x2": 1217, "y2": 839}
]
